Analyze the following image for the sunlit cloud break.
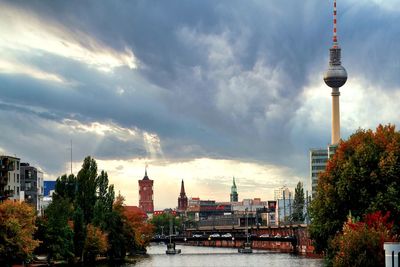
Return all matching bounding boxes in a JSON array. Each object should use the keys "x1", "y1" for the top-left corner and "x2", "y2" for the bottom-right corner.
[
  {"x1": 0, "y1": 59, "x2": 65, "y2": 83},
  {"x1": 0, "y1": 2, "x2": 137, "y2": 72}
]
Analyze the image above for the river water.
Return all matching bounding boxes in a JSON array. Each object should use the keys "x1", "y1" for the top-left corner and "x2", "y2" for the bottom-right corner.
[{"x1": 120, "y1": 243, "x2": 323, "y2": 267}]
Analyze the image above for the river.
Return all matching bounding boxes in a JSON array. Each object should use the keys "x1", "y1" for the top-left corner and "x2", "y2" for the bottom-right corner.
[{"x1": 119, "y1": 243, "x2": 324, "y2": 267}]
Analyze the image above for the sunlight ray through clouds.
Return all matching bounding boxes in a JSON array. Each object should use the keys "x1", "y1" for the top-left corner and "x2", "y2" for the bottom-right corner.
[{"x1": 0, "y1": 2, "x2": 137, "y2": 73}]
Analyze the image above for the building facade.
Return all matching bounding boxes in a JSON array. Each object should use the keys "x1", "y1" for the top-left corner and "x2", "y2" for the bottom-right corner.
[
  {"x1": 230, "y1": 177, "x2": 238, "y2": 202},
  {"x1": 177, "y1": 179, "x2": 188, "y2": 212},
  {"x1": 310, "y1": 148, "x2": 328, "y2": 198},
  {"x1": 138, "y1": 169, "x2": 154, "y2": 213},
  {"x1": 274, "y1": 186, "x2": 292, "y2": 201},
  {"x1": 0, "y1": 155, "x2": 21, "y2": 201},
  {"x1": 20, "y1": 163, "x2": 44, "y2": 215}
]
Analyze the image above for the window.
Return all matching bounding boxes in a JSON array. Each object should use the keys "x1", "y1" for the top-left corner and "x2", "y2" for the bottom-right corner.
[
  {"x1": 14, "y1": 173, "x2": 15, "y2": 183},
  {"x1": 17, "y1": 161, "x2": 19, "y2": 170},
  {"x1": 17, "y1": 187, "x2": 19, "y2": 195},
  {"x1": 17, "y1": 174, "x2": 19, "y2": 183}
]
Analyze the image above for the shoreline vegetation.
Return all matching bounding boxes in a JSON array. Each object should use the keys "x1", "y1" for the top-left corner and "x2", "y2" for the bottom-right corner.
[{"x1": 0, "y1": 156, "x2": 154, "y2": 267}]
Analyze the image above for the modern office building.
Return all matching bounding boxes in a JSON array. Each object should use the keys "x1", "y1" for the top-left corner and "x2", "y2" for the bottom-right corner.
[
  {"x1": 20, "y1": 163, "x2": 44, "y2": 215},
  {"x1": 138, "y1": 168, "x2": 154, "y2": 214},
  {"x1": 0, "y1": 155, "x2": 21, "y2": 201},
  {"x1": 274, "y1": 186, "x2": 291, "y2": 201},
  {"x1": 43, "y1": 180, "x2": 56, "y2": 196},
  {"x1": 310, "y1": 148, "x2": 329, "y2": 198}
]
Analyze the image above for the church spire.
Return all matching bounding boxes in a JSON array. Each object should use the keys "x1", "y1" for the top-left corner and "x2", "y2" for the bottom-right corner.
[
  {"x1": 230, "y1": 177, "x2": 238, "y2": 202},
  {"x1": 180, "y1": 179, "x2": 186, "y2": 195},
  {"x1": 178, "y1": 179, "x2": 188, "y2": 211},
  {"x1": 143, "y1": 164, "x2": 149, "y2": 180}
]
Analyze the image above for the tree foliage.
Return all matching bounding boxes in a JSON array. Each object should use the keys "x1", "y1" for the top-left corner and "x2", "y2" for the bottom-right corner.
[
  {"x1": 291, "y1": 181, "x2": 305, "y2": 223},
  {"x1": 36, "y1": 156, "x2": 153, "y2": 263},
  {"x1": 83, "y1": 224, "x2": 108, "y2": 262},
  {"x1": 150, "y1": 213, "x2": 183, "y2": 236},
  {"x1": 310, "y1": 124, "x2": 400, "y2": 253},
  {"x1": 76, "y1": 157, "x2": 98, "y2": 224},
  {"x1": 0, "y1": 200, "x2": 40, "y2": 264},
  {"x1": 43, "y1": 197, "x2": 74, "y2": 262},
  {"x1": 124, "y1": 206, "x2": 154, "y2": 252},
  {"x1": 331, "y1": 211, "x2": 396, "y2": 267}
]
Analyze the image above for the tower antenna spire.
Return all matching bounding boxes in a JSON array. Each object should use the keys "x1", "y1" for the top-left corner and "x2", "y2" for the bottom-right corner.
[
  {"x1": 70, "y1": 140, "x2": 72, "y2": 175},
  {"x1": 333, "y1": 0, "x2": 338, "y2": 47}
]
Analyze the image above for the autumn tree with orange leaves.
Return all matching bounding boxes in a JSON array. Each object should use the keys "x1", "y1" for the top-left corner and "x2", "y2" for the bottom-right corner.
[
  {"x1": 124, "y1": 205, "x2": 154, "y2": 253},
  {"x1": 331, "y1": 211, "x2": 397, "y2": 267},
  {"x1": 112, "y1": 194, "x2": 154, "y2": 255},
  {"x1": 310, "y1": 125, "x2": 400, "y2": 259},
  {"x1": 0, "y1": 200, "x2": 40, "y2": 264}
]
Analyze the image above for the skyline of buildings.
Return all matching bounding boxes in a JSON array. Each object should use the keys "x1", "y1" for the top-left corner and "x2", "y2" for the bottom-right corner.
[
  {"x1": 0, "y1": 155, "x2": 44, "y2": 215},
  {"x1": 2, "y1": 1, "x2": 399, "y2": 209}
]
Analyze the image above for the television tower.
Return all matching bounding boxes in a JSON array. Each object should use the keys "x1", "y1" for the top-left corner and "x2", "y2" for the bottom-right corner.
[{"x1": 324, "y1": 0, "x2": 347, "y2": 145}]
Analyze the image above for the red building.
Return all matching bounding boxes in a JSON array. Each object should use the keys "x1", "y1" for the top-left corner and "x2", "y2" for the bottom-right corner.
[
  {"x1": 177, "y1": 179, "x2": 188, "y2": 212},
  {"x1": 138, "y1": 169, "x2": 154, "y2": 213}
]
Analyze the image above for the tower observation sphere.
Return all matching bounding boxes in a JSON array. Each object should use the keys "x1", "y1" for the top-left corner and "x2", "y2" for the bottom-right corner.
[{"x1": 323, "y1": 48, "x2": 347, "y2": 89}]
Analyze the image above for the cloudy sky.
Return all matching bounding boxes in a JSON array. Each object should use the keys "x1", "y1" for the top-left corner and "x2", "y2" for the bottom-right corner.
[{"x1": 1, "y1": 0, "x2": 400, "y2": 209}]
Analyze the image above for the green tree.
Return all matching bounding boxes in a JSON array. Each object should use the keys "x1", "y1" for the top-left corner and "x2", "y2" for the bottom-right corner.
[
  {"x1": 0, "y1": 200, "x2": 40, "y2": 265},
  {"x1": 107, "y1": 195, "x2": 127, "y2": 260},
  {"x1": 291, "y1": 182, "x2": 305, "y2": 223},
  {"x1": 73, "y1": 206, "x2": 85, "y2": 261},
  {"x1": 150, "y1": 213, "x2": 182, "y2": 236},
  {"x1": 310, "y1": 125, "x2": 400, "y2": 255},
  {"x1": 93, "y1": 170, "x2": 115, "y2": 230},
  {"x1": 53, "y1": 174, "x2": 77, "y2": 201},
  {"x1": 76, "y1": 156, "x2": 98, "y2": 224},
  {"x1": 43, "y1": 197, "x2": 74, "y2": 263}
]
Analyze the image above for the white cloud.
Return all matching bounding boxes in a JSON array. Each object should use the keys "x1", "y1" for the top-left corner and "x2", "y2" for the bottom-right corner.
[
  {"x1": 0, "y1": 2, "x2": 137, "y2": 73},
  {"x1": 0, "y1": 59, "x2": 65, "y2": 83}
]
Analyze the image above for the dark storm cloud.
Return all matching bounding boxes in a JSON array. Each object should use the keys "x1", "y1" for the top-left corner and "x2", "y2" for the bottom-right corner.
[{"x1": 1, "y1": 0, "x2": 400, "y2": 178}]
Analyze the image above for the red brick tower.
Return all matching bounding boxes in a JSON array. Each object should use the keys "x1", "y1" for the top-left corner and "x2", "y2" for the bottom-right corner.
[
  {"x1": 178, "y1": 179, "x2": 188, "y2": 212},
  {"x1": 138, "y1": 168, "x2": 154, "y2": 213}
]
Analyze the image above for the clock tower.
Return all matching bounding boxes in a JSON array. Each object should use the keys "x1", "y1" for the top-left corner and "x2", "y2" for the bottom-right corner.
[{"x1": 138, "y1": 168, "x2": 154, "y2": 213}]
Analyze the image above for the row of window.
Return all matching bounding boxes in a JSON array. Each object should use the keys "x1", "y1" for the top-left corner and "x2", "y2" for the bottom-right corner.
[
  {"x1": 311, "y1": 159, "x2": 328, "y2": 164},
  {"x1": 312, "y1": 165, "x2": 326, "y2": 170},
  {"x1": 7, "y1": 172, "x2": 20, "y2": 183}
]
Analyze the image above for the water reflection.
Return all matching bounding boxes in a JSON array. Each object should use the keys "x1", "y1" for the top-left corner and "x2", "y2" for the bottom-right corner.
[{"x1": 126, "y1": 243, "x2": 323, "y2": 267}]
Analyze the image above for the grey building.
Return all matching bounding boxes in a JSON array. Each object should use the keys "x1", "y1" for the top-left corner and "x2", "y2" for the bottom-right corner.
[
  {"x1": 0, "y1": 155, "x2": 21, "y2": 201},
  {"x1": 20, "y1": 163, "x2": 44, "y2": 215},
  {"x1": 310, "y1": 148, "x2": 328, "y2": 198}
]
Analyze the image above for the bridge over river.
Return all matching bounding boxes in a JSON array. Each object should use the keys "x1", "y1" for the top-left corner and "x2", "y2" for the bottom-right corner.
[{"x1": 151, "y1": 224, "x2": 312, "y2": 254}]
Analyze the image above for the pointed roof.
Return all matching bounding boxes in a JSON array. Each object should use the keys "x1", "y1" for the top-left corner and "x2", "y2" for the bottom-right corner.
[
  {"x1": 180, "y1": 179, "x2": 186, "y2": 195},
  {"x1": 143, "y1": 167, "x2": 149, "y2": 180},
  {"x1": 231, "y1": 177, "x2": 237, "y2": 193}
]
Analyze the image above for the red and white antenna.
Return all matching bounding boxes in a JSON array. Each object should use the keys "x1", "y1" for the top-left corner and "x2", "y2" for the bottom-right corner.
[{"x1": 333, "y1": 0, "x2": 338, "y2": 48}]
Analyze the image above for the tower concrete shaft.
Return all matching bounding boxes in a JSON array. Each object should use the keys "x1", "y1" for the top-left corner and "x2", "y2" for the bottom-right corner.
[{"x1": 331, "y1": 88, "x2": 340, "y2": 145}]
